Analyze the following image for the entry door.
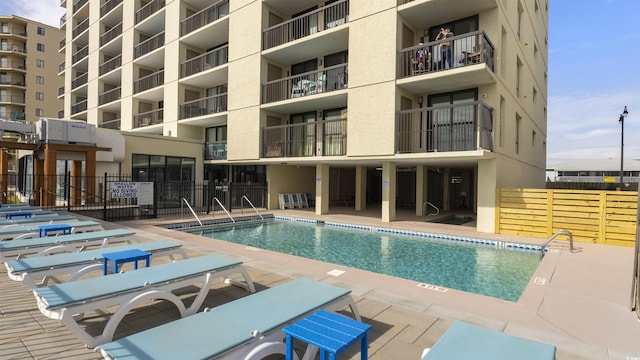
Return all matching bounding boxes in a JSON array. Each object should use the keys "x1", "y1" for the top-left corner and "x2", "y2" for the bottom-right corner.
[{"x1": 289, "y1": 112, "x2": 316, "y2": 157}]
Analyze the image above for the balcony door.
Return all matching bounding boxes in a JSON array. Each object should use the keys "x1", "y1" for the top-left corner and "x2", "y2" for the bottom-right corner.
[
  {"x1": 428, "y1": 89, "x2": 477, "y2": 151},
  {"x1": 289, "y1": 112, "x2": 316, "y2": 157}
]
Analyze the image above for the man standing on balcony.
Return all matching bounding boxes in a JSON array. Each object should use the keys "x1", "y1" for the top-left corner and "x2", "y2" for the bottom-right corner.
[{"x1": 436, "y1": 27, "x2": 454, "y2": 69}]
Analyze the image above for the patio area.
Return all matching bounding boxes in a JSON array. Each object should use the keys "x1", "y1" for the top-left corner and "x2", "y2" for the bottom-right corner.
[{"x1": 1, "y1": 209, "x2": 639, "y2": 359}]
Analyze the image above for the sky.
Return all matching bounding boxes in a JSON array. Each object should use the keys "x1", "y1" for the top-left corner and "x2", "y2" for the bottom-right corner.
[{"x1": 1, "y1": 0, "x2": 639, "y2": 166}]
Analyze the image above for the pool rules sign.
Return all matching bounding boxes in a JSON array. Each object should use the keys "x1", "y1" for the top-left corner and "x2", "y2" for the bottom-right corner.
[{"x1": 111, "y1": 182, "x2": 154, "y2": 205}]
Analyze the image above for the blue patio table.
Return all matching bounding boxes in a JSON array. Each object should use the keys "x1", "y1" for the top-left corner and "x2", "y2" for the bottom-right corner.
[
  {"x1": 283, "y1": 309, "x2": 371, "y2": 360},
  {"x1": 38, "y1": 223, "x2": 73, "y2": 237},
  {"x1": 102, "y1": 249, "x2": 151, "y2": 275},
  {"x1": 5, "y1": 211, "x2": 32, "y2": 219}
]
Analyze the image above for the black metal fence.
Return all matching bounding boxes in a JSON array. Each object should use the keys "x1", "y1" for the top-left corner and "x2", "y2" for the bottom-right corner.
[{"x1": 0, "y1": 173, "x2": 267, "y2": 222}]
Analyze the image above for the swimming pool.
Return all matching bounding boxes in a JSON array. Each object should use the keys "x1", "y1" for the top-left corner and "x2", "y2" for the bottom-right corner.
[{"x1": 174, "y1": 217, "x2": 541, "y2": 302}]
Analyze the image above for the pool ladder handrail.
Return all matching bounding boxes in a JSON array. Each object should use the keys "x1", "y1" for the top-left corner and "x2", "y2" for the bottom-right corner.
[
  {"x1": 212, "y1": 197, "x2": 235, "y2": 223},
  {"x1": 181, "y1": 198, "x2": 203, "y2": 227},
  {"x1": 241, "y1": 195, "x2": 263, "y2": 220},
  {"x1": 422, "y1": 201, "x2": 440, "y2": 216},
  {"x1": 540, "y1": 229, "x2": 573, "y2": 258}
]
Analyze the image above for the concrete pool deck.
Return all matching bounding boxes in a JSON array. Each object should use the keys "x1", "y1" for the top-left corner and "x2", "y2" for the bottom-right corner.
[{"x1": 1, "y1": 208, "x2": 639, "y2": 359}]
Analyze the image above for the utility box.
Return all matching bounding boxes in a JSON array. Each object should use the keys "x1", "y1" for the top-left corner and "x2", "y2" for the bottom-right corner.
[{"x1": 36, "y1": 118, "x2": 96, "y2": 145}]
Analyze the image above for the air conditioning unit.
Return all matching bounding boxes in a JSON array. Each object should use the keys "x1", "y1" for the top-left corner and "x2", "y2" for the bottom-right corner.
[{"x1": 35, "y1": 118, "x2": 96, "y2": 145}]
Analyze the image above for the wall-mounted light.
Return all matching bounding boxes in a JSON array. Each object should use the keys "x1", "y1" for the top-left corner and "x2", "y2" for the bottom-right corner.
[{"x1": 417, "y1": 96, "x2": 423, "y2": 105}]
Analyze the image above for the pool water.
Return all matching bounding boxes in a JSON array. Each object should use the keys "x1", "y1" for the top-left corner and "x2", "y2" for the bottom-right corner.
[{"x1": 182, "y1": 219, "x2": 540, "y2": 302}]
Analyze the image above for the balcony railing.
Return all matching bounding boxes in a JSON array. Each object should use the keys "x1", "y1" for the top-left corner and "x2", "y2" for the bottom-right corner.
[
  {"x1": 397, "y1": 0, "x2": 413, "y2": 5},
  {"x1": 398, "y1": 30, "x2": 494, "y2": 78},
  {"x1": 134, "y1": 70, "x2": 164, "y2": 93},
  {"x1": 205, "y1": 141, "x2": 227, "y2": 160},
  {"x1": 263, "y1": 118, "x2": 347, "y2": 158},
  {"x1": 58, "y1": 86, "x2": 65, "y2": 96},
  {"x1": 180, "y1": 94, "x2": 227, "y2": 119},
  {"x1": 58, "y1": 110, "x2": 64, "y2": 118},
  {"x1": 71, "y1": 100, "x2": 88, "y2": 114},
  {"x1": 135, "y1": 32, "x2": 165, "y2": 58},
  {"x1": 0, "y1": 76, "x2": 25, "y2": 86},
  {"x1": 99, "y1": 87, "x2": 121, "y2": 105},
  {"x1": 60, "y1": 14, "x2": 67, "y2": 27},
  {"x1": 59, "y1": 38, "x2": 66, "y2": 50},
  {"x1": 134, "y1": 109, "x2": 163, "y2": 128},
  {"x1": 72, "y1": 18, "x2": 89, "y2": 38},
  {"x1": 180, "y1": 45, "x2": 228, "y2": 77},
  {"x1": 181, "y1": 0, "x2": 229, "y2": 36},
  {"x1": 395, "y1": 101, "x2": 493, "y2": 154},
  {"x1": 72, "y1": 45, "x2": 89, "y2": 64},
  {"x1": 0, "y1": 43, "x2": 27, "y2": 53},
  {"x1": 100, "y1": 23, "x2": 122, "y2": 46},
  {"x1": 73, "y1": 0, "x2": 88, "y2": 13},
  {"x1": 0, "y1": 61, "x2": 26, "y2": 71},
  {"x1": 0, "y1": 95, "x2": 26, "y2": 103},
  {"x1": 71, "y1": 73, "x2": 88, "y2": 89},
  {"x1": 99, "y1": 55, "x2": 122, "y2": 76},
  {"x1": 263, "y1": 0, "x2": 349, "y2": 50},
  {"x1": 0, "y1": 27, "x2": 27, "y2": 36},
  {"x1": 58, "y1": 62, "x2": 65, "y2": 73},
  {"x1": 262, "y1": 63, "x2": 347, "y2": 103},
  {"x1": 136, "y1": 0, "x2": 166, "y2": 24},
  {"x1": 101, "y1": 0, "x2": 123, "y2": 17},
  {"x1": 99, "y1": 118, "x2": 121, "y2": 130}
]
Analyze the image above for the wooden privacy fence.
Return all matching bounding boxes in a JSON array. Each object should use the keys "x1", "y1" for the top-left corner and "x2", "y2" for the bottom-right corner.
[{"x1": 496, "y1": 188, "x2": 638, "y2": 246}]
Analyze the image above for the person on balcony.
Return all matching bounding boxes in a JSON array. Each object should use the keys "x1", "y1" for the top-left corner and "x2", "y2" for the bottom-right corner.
[{"x1": 435, "y1": 27, "x2": 454, "y2": 69}]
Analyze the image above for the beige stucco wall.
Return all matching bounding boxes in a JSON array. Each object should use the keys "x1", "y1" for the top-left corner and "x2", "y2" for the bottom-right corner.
[{"x1": 266, "y1": 165, "x2": 315, "y2": 209}]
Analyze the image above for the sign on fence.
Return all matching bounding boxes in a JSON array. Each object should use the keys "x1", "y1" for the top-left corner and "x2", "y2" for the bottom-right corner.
[{"x1": 111, "y1": 182, "x2": 154, "y2": 205}]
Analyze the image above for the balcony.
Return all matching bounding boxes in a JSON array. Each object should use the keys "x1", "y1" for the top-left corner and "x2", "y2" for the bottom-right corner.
[
  {"x1": 72, "y1": 45, "x2": 89, "y2": 64},
  {"x1": 59, "y1": 38, "x2": 66, "y2": 50},
  {"x1": 0, "y1": 76, "x2": 25, "y2": 87},
  {"x1": 263, "y1": 0, "x2": 349, "y2": 50},
  {"x1": 71, "y1": 73, "x2": 88, "y2": 89},
  {"x1": 99, "y1": 55, "x2": 122, "y2": 76},
  {"x1": 395, "y1": 101, "x2": 493, "y2": 154},
  {"x1": 71, "y1": 100, "x2": 88, "y2": 115},
  {"x1": 134, "y1": 70, "x2": 164, "y2": 93},
  {"x1": 99, "y1": 118, "x2": 121, "y2": 130},
  {"x1": 205, "y1": 141, "x2": 227, "y2": 160},
  {"x1": 0, "y1": 26, "x2": 27, "y2": 37},
  {"x1": 263, "y1": 63, "x2": 347, "y2": 103},
  {"x1": 99, "y1": 87, "x2": 121, "y2": 105},
  {"x1": 73, "y1": 0, "x2": 88, "y2": 13},
  {"x1": 263, "y1": 118, "x2": 347, "y2": 158},
  {"x1": 9, "y1": 112, "x2": 26, "y2": 121},
  {"x1": 181, "y1": 0, "x2": 229, "y2": 36},
  {"x1": 0, "y1": 61, "x2": 26, "y2": 71},
  {"x1": 58, "y1": 62, "x2": 65, "y2": 74},
  {"x1": 0, "y1": 43, "x2": 27, "y2": 54},
  {"x1": 58, "y1": 86, "x2": 65, "y2": 96},
  {"x1": 179, "y1": 94, "x2": 227, "y2": 119},
  {"x1": 180, "y1": 45, "x2": 227, "y2": 78},
  {"x1": 0, "y1": 95, "x2": 25, "y2": 104},
  {"x1": 101, "y1": 0, "x2": 123, "y2": 17},
  {"x1": 72, "y1": 18, "x2": 89, "y2": 38},
  {"x1": 100, "y1": 23, "x2": 122, "y2": 46},
  {"x1": 60, "y1": 14, "x2": 67, "y2": 27},
  {"x1": 134, "y1": 109, "x2": 163, "y2": 128},
  {"x1": 136, "y1": 0, "x2": 165, "y2": 24},
  {"x1": 135, "y1": 32, "x2": 165, "y2": 58}
]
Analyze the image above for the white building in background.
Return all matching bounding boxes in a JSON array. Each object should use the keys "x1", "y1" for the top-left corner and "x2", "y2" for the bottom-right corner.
[{"x1": 547, "y1": 158, "x2": 640, "y2": 184}]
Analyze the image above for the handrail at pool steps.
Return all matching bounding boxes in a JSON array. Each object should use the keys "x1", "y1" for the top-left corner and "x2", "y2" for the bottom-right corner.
[
  {"x1": 423, "y1": 201, "x2": 440, "y2": 216},
  {"x1": 541, "y1": 229, "x2": 574, "y2": 258},
  {"x1": 181, "y1": 198, "x2": 203, "y2": 227},
  {"x1": 241, "y1": 195, "x2": 263, "y2": 220},
  {"x1": 212, "y1": 197, "x2": 235, "y2": 223}
]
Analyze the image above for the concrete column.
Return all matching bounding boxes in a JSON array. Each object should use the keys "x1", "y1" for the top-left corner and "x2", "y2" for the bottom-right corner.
[
  {"x1": 416, "y1": 165, "x2": 426, "y2": 216},
  {"x1": 477, "y1": 159, "x2": 497, "y2": 233},
  {"x1": 381, "y1": 161, "x2": 396, "y2": 222},
  {"x1": 443, "y1": 168, "x2": 451, "y2": 211},
  {"x1": 0, "y1": 151, "x2": 8, "y2": 203},
  {"x1": 43, "y1": 146, "x2": 57, "y2": 207},
  {"x1": 70, "y1": 160, "x2": 82, "y2": 206},
  {"x1": 355, "y1": 166, "x2": 366, "y2": 211},
  {"x1": 315, "y1": 164, "x2": 330, "y2": 215}
]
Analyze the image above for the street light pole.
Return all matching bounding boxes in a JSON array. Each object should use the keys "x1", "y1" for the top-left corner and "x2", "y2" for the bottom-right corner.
[{"x1": 619, "y1": 106, "x2": 629, "y2": 187}]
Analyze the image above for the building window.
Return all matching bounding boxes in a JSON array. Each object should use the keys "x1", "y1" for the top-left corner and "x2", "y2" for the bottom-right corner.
[
  {"x1": 35, "y1": 108, "x2": 44, "y2": 116},
  {"x1": 36, "y1": 59, "x2": 45, "y2": 68},
  {"x1": 36, "y1": 76, "x2": 44, "y2": 84},
  {"x1": 37, "y1": 27, "x2": 45, "y2": 35},
  {"x1": 36, "y1": 92, "x2": 44, "y2": 100},
  {"x1": 37, "y1": 43, "x2": 45, "y2": 52}
]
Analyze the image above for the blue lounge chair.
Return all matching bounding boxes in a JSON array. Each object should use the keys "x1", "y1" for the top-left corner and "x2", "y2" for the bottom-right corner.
[
  {"x1": 0, "y1": 229, "x2": 137, "y2": 262},
  {"x1": 5, "y1": 240, "x2": 188, "y2": 289},
  {"x1": 32, "y1": 254, "x2": 255, "y2": 348},
  {"x1": 278, "y1": 193, "x2": 294, "y2": 209},
  {"x1": 96, "y1": 278, "x2": 360, "y2": 360},
  {"x1": 421, "y1": 321, "x2": 556, "y2": 360},
  {"x1": 0, "y1": 220, "x2": 104, "y2": 241},
  {"x1": 0, "y1": 214, "x2": 78, "y2": 227}
]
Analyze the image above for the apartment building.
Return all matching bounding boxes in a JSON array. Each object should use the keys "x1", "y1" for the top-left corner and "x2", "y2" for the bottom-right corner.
[
  {"x1": 0, "y1": 15, "x2": 63, "y2": 122},
  {"x1": 60, "y1": 0, "x2": 549, "y2": 233}
]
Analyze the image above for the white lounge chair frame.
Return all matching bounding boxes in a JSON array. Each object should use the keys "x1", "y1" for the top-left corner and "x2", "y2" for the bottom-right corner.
[
  {"x1": 0, "y1": 229, "x2": 138, "y2": 262},
  {"x1": 96, "y1": 278, "x2": 360, "y2": 360},
  {"x1": 0, "y1": 214, "x2": 78, "y2": 228},
  {"x1": 0, "y1": 220, "x2": 104, "y2": 241},
  {"x1": 5, "y1": 240, "x2": 188, "y2": 289},
  {"x1": 32, "y1": 254, "x2": 256, "y2": 348}
]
